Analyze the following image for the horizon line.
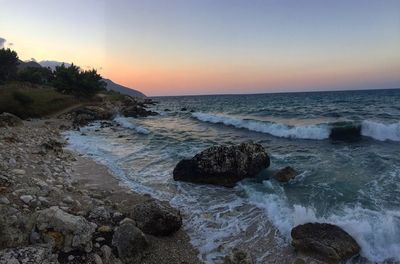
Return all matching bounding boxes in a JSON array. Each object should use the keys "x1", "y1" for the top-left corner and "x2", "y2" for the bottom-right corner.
[{"x1": 150, "y1": 87, "x2": 400, "y2": 98}]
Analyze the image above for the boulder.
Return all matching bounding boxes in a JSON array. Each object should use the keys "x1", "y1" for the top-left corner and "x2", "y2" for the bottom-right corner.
[
  {"x1": 112, "y1": 218, "x2": 148, "y2": 263},
  {"x1": 0, "y1": 206, "x2": 34, "y2": 249},
  {"x1": 224, "y1": 248, "x2": 253, "y2": 264},
  {"x1": 132, "y1": 201, "x2": 182, "y2": 236},
  {"x1": 291, "y1": 223, "x2": 360, "y2": 263},
  {"x1": 35, "y1": 206, "x2": 97, "y2": 253},
  {"x1": 273, "y1": 166, "x2": 298, "y2": 182},
  {"x1": 0, "y1": 112, "x2": 22, "y2": 127},
  {"x1": 0, "y1": 245, "x2": 58, "y2": 264},
  {"x1": 173, "y1": 142, "x2": 270, "y2": 187},
  {"x1": 88, "y1": 206, "x2": 112, "y2": 223}
]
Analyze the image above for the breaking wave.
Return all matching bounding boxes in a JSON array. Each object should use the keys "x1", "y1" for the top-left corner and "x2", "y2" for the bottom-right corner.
[
  {"x1": 114, "y1": 116, "x2": 150, "y2": 134},
  {"x1": 192, "y1": 112, "x2": 330, "y2": 140},
  {"x1": 192, "y1": 112, "x2": 400, "y2": 142},
  {"x1": 361, "y1": 120, "x2": 400, "y2": 142},
  {"x1": 241, "y1": 183, "x2": 400, "y2": 263}
]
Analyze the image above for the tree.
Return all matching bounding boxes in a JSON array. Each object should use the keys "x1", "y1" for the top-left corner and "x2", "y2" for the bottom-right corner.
[
  {"x1": 0, "y1": 48, "x2": 19, "y2": 82},
  {"x1": 79, "y1": 69, "x2": 106, "y2": 97},
  {"x1": 52, "y1": 63, "x2": 106, "y2": 98},
  {"x1": 18, "y1": 67, "x2": 54, "y2": 84}
]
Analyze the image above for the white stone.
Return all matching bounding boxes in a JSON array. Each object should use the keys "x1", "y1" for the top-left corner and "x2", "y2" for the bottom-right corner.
[
  {"x1": 11, "y1": 169, "x2": 26, "y2": 175},
  {"x1": 0, "y1": 196, "x2": 10, "y2": 204},
  {"x1": 20, "y1": 195, "x2": 34, "y2": 204}
]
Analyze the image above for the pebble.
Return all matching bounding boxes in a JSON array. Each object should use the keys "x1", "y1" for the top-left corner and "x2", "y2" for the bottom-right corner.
[
  {"x1": 20, "y1": 195, "x2": 34, "y2": 204},
  {"x1": 0, "y1": 196, "x2": 10, "y2": 204},
  {"x1": 93, "y1": 254, "x2": 103, "y2": 264},
  {"x1": 63, "y1": 196, "x2": 75, "y2": 204},
  {"x1": 97, "y1": 225, "x2": 112, "y2": 233},
  {"x1": 11, "y1": 169, "x2": 26, "y2": 175},
  {"x1": 95, "y1": 237, "x2": 105, "y2": 242}
]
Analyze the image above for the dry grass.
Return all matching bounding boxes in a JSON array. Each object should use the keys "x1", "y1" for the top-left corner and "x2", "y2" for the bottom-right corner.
[{"x1": 0, "y1": 82, "x2": 79, "y2": 118}]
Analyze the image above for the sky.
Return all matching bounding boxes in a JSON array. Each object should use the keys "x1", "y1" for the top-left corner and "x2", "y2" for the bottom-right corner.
[{"x1": 1, "y1": 0, "x2": 399, "y2": 96}]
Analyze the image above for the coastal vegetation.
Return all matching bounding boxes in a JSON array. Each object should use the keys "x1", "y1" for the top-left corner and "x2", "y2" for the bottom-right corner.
[{"x1": 0, "y1": 48, "x2": 112, "y2": 118}]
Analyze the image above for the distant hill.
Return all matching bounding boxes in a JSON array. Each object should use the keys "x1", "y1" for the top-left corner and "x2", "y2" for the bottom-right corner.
[
  {"x1": 39, "y1": 60, "x2": 71, "y2": 70},
  {"x1": 17, "y1": 60, "x2": 42, "y2": 71},
  {"x1": 102, "y1": 79, "x2": 146, "y2": 98}
]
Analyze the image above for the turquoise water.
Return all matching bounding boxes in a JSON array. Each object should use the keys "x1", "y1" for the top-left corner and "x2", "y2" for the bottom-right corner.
[{"x1": 65, "y1": 89, "x2": 400, "y2": 263}]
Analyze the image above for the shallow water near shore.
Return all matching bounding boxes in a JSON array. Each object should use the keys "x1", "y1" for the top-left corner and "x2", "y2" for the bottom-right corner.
[{"x1": 65, "y1": 89, "x2": 400, "y2": 263}]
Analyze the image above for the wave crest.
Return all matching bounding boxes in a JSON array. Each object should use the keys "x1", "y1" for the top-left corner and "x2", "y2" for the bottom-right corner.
[
  {"x1": 114, "y1": 116, "x2": 150, "y2": 134},
  {"x1": 193, "y1": 112, "x2": 400, "y2": 142},
  {"x1": 361, "y1": 120, "x2": 400, "y2": 142},
  {"x1": 192, "y1": 112, "x2": 330, "y2": 140}
]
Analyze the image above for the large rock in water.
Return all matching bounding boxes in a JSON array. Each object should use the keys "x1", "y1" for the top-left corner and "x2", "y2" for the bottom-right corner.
[
  {"x1": 35, "y1": 206, "x2": 97, "y2": 253},
  {"x1": 224, "y1": 248, "x2": 254, "y2": 264},
  {"x1": 0, "y1": 112, "x2": 22, "y2": 127},
  {"x1": 132, "y1": 200, "x2": 182, "y2": 236},
  {"x1": 173, "y1": 142, "x2": 270, "y2": 187},
  {"x1": 291, "y1": 223, "x2": 360, "y2": 263},
  {"x1": 112, "y1": 218, "x2": 148, "y2": 263},
  {"x1": 273, "y1": 166, "x2": 298, "y2": 182}
]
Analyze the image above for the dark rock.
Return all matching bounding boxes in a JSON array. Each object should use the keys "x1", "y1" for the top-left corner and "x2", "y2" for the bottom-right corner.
[
  {"x1": 291, "y1": 223, "x2": 360, "y2": 263},
  {"x1": 0, "y1": 206, "x2": 34, "y2": 249},
  {"x1": 273, "y1": 166, "x2": 298, "y2": 182},
  {"x1": 0, "y1": 244, "x2": 58, "y2": 264},
  {"x1": 112, "y1": 218, "x2": 148, "y2": 263},
  {"x1": 180, "y1": 107, "x2": 187, "y2": 111},
  {"x1": 88, "y1": 206, "x2": 112, "y2": 224},
  {"x1": 0, "y1": 112, "x2": 23, "y2": 127},
  {"x1": 40, "y1": 139, "x2": 64, "y2": 154},
  {"x1": 173, "y1": 142, "x2": 270, "y2": 187},
  {"x1": 224, "y1": 248, "x2": 253, "y2": 264},
  {"x1": 133, "y1": 200, "x2": 182, "y2": 236},
  {"x1": 120, "y1": 105, "x2": 157, "y2": 118},
  {"x1": 69, "y1": 106, "x2": 114, "y2": 127}
]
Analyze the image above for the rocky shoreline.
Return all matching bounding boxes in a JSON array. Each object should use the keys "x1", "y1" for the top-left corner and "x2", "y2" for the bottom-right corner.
[
  {"x1": 0, "y1": 94, "x2": 363, "y2": 264},
  {"x1": 0, "y1": 115, "x2": 200, "y2": 264}
]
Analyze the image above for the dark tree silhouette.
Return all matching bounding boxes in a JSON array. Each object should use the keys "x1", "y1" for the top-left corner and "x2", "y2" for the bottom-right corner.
[
  {"x1": 53, "y1": 63, "x2": 105, "y2": 98},
  {"x1": 18, "y1": 67, "x2": 54, "y2": 84},
  {"x1": 0, "y1": 48, "x2": 19, "y2": 83}
]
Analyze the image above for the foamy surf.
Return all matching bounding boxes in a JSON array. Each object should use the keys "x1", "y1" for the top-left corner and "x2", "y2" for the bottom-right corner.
[
  {"x1": 193, "y1": 112, "x2": 400, "y2": 142},
  {"x1": 114, "y1": 116, "x2": 150, "y2": 134},
  {"x1": 192, "y1": 112, "x2": 330, "y2": 140},
  {"x1": 241, "y1": 183, "x2": 400, "y2": 263},
  {"x1": 361, "y1": 120, "x2": 400, "y2": 142}
]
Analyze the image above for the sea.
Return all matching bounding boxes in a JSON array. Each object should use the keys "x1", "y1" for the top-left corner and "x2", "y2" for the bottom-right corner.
[{"x1": 64, "y1": 89, "x2": 400, "y2": 263}]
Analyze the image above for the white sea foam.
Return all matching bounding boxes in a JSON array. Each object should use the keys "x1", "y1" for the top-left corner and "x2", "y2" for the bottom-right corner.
[
  {"x1": 242, "y1": 183, "x2": 400, "y2": 263},
  {"x1": 361, "y1": 120, "x2": 400, "y2": 142},
  {"x1": 192, "y1": 112, "x2": 330, "y2": 140},
  {"x1": 114, "y1": 116, "x2": 150, "y2": 134}
]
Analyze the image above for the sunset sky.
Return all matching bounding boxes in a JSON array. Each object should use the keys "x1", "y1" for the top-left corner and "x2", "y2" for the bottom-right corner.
[{"x1": 1, "y1": 0, "x2": 400, "y2": 96}]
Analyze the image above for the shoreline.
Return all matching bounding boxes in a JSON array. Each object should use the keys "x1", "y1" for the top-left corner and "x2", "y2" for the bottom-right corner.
[{"x1": 0, "y1": 117, "x2": 201, "y2": 264}]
